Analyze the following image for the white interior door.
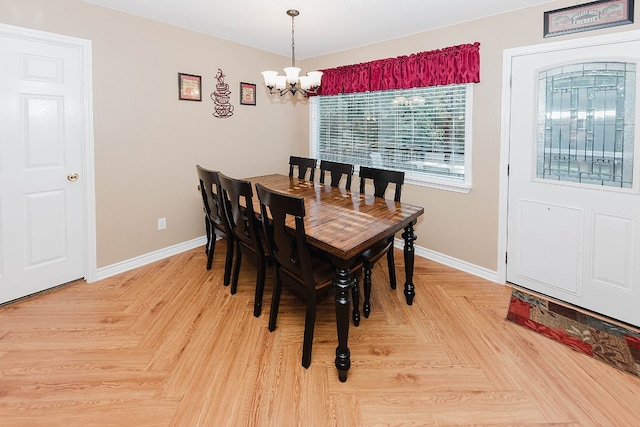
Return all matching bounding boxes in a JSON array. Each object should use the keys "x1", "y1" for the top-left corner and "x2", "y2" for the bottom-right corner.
[
  {"x1": 0, "y1": 26, "x2": 90, "y2": 303},
  {"x1": 506, "y1": 33, "x2": 640, "y2": 327}
]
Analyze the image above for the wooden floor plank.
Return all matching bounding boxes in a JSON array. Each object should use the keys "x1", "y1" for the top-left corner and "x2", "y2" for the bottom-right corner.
[
  {"x1": 358, "y1": 391, "x2": 550, "y2": 426},
  {"x1": 0, "y1": 399, "x2": 180, "y2": 427}
]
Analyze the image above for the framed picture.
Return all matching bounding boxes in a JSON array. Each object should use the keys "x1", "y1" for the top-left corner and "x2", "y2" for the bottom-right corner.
[
  {"x1": 178, "y1": 73, "x2": 202, "y2": 101},
  {"x1": 240, "y1": 82, "x2": 256, "y2": 106},
  {"x1": 544, "y1": 0, "x2": 634, "y2": 38}
]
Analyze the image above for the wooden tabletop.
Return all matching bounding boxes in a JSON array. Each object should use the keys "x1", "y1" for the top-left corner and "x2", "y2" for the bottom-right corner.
[{"x1": 246, "y1": 174, "x2": 424, "y2": 261}]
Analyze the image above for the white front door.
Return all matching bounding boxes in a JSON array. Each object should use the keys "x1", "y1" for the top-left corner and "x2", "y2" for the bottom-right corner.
[
  {"x1": 505, "y1": 32, "x2": 640, "y2": 327},
  {"x1": 0, "y1": 25, "x2": 93, "y2": 303}
]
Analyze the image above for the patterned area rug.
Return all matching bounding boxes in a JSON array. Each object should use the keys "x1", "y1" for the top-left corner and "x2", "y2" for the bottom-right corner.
[{"x1": 506, "y1": 288, "x2": 640, "y2": 379}]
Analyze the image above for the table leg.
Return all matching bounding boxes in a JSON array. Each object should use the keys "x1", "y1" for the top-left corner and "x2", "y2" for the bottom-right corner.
[
  {"x1": 401, "y1": 221, "x2": 417, "y2": 305},
  {"x1": 334, "y1": 265, "x2": 352, "y2": 382}
]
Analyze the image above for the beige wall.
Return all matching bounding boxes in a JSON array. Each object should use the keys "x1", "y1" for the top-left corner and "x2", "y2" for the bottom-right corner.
[
  {"x1": 1, "y1": 0, "x2": 308, "y2": 267},
  {"x1": 2, "y1": 0, "x2": 638, "y2": 272},
  {"x1": 301, "y1": 0, "x2": 640, "y2": 271}
]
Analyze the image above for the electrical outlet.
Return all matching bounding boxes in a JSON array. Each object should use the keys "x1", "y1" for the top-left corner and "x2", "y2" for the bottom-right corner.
[{"x1": 157, "y1": 217, "x2": 166, "y2": 230}]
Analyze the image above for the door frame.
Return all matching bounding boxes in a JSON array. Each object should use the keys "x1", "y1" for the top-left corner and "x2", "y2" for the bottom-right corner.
[
  {"x1": 497, "y1": 29, "x2": 640, "y2": 285},
  {"x1": 0, "y1": 23, "x2": 97, "y2": 283}
]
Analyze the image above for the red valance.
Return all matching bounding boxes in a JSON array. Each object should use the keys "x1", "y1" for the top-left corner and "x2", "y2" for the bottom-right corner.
[{"x1": 318, "y1": 42, "x2": 480, "y2": 96}]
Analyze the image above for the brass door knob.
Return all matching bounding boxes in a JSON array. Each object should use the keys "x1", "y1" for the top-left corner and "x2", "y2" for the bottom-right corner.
[{"x1": 67, "y1": 173, "x2": 79, "y2": 182}]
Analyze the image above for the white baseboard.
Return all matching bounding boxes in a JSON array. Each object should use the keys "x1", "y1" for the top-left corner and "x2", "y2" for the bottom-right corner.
[
  {"x1": 94, "y1": 235, "x2": 498, "y2": 284},
  {"x1": 394, "y1": 238, "x2": 499, "y2": 283},
  {"x1": 94, "y1": 236, "x2": 207, "y2": 281}
]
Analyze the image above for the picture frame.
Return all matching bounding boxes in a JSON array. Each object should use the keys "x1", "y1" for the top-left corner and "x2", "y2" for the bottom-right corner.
[
  {"x1": 544, "y1": 0, "x2": 634, "y2": 38},
  {"x1": 178, "y1": 73, "x2": 202, "y2": 101},
  {"x1": 240, "y1": 82, "x2": 256, "y2": 106}
]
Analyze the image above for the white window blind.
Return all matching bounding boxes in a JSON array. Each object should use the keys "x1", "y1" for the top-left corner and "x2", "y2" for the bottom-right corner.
[{"x1": 310, "y1": 84, "x2": 472, "y2": 191}]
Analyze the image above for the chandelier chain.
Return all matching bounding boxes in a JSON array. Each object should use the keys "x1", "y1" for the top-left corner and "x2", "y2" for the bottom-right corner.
[{"x1": 290, "y1": 13, "x2": 296, "y2": 67}]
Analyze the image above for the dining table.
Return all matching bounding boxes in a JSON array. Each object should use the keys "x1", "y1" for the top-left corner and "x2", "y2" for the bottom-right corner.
[{"x1": 245, "y1": 173, "x2": 424, "y2": 382}]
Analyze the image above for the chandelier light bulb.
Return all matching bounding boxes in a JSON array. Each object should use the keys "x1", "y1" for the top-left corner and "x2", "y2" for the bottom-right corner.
[
  {"x1": 261, "y1": 70, "x2": 278, "y2": 88},
  {"x1": 283, "y1": 67, "x2": 301, "y2": 85}
]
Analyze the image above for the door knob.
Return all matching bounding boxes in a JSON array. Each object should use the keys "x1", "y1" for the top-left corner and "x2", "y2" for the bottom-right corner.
[{"x1": 67, "y1": 173, "x2": 79, "y2": 182}]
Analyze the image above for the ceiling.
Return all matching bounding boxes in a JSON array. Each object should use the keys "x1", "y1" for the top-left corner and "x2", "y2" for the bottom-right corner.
[{"x1": 82, "y1": 0, "x2": 557, "y2": 59}]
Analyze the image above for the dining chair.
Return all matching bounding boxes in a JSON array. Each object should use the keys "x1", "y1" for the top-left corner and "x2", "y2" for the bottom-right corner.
[
  {"x1": 319, "y1": 160, "x2": 354, "y2": 190},
  {"x1": 255, "y1": 182, "x2": 362, "y2": 368},
  {"x1": 218, "y1": 173, "x2": 271, "y2": 317},
  {"x1": 319, "y1": 159, "x2": 363, "y2": 323},
  {"x1": 358, "y1": 166, "x2": 405, "y2": 319},
  {"x1": 288, "y1": 156, "x2": 317, "y2": 181},
  {"x1": 195, "y1": 165, "x2": 234, "y2": 286}
]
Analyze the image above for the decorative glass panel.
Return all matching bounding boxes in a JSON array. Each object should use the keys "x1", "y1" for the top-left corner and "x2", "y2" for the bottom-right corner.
[{"x1": 536, "y1": 62, "x2": 635, "y2": 188}]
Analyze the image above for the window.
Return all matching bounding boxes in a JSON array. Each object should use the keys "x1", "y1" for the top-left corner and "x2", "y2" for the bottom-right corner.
[{"x1": 310, "y1": 84, "x2": 473, "y2": 192}]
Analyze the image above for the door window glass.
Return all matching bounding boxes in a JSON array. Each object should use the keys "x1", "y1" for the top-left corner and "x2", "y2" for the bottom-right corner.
[{"x1": 537, "y1": 62, "x2": 635, "y2": 188}]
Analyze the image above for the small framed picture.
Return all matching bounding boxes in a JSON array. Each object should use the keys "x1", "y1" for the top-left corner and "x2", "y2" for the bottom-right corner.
[
  {"x1": 544, "y1": 0, "x2": 634, "y2": 38},
  {"x1": 240, "y1": 82, "x2": 256, "y2": 106},
  {"x1": 178, "y1": 73, "x2": 202, "y2": 101}
]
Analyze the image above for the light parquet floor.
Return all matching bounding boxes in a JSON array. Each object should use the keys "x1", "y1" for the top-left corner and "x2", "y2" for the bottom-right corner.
[{"x1": 1, "y1": 241, "x2": 639, "y2": 426}]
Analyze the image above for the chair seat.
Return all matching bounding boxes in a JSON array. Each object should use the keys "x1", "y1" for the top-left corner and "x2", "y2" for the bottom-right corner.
[
  {"x1": 361, "y1": 238, "x2": 393, "y2": 265},
  {"x1": 288, "y1": 256, "x2": 363, "y2": 289},
  {"x1": 281, "y1": 255, "x2": 335, "y2": 291},
  {"x1": 237, "y1": 238, "x2": 271, "y2": 270},
  {"x1": 238, "y1": 230, "x2": 270, "y2": 255}
]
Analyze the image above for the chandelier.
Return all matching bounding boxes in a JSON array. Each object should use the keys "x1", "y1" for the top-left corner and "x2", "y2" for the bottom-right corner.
[{"x1": 261, "y1": 10, "x2": 322, "y2": 97}]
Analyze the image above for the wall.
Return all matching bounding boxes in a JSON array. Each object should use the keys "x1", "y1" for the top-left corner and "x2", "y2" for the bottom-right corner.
[
  {"x1": 2, "y1": 0, "x2": 638, "y2": 274},
  {"x1": 0, "y1": 0, "x2": 306, "y2": 267},
  {"x1": 301, "y1": 0, "x2": 640, "y2": 272}
]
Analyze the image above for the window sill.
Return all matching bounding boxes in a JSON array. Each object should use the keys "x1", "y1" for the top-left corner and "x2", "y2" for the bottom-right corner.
[{"x1": 405, "y1": 175, "x2": 472, "y2": 194}]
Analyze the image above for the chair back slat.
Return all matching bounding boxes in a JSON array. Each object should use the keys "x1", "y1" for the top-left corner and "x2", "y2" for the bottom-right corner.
[
  {"x1": 255, "y1": 183, "x2": 316, "y2": 287},
  {"x1": 289, "y1": 156, "x2": 317, "y2": 181},
  {"x1": 319, "y1": 160, "x2": 354, "y2": 190},
  {"x1": 358, "y1": 166, "x2": 404, "y2": 202},
  {"x1": 218, "y1": 173, "x2": 264, "y2": 253},
  {"x1": 196, "y1": 165, "x2": 228, "y2": 229}
]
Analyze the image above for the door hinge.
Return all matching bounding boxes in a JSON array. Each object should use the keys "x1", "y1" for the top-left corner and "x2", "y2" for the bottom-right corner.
[
  {"x1": 505, "y1": 252, "x2": 508, "y2": 264},
  {"x1": 507, "y1": 164, "x2": 510, "y2": 176}
]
